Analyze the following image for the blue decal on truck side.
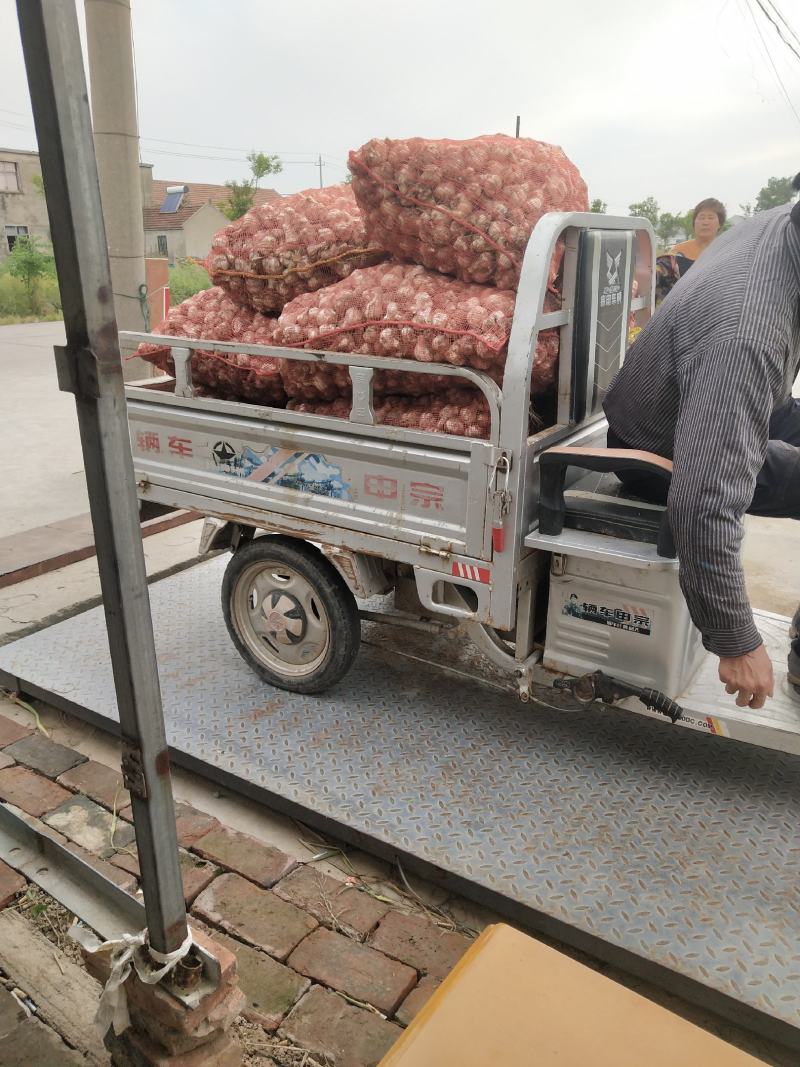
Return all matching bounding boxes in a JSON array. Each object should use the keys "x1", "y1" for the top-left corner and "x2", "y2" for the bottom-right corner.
[{"x1": 211, "y1": 442, "x2": 351, "y2": 500}]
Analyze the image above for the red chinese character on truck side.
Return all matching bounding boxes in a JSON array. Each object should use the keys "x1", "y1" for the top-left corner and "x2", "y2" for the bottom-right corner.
[
  {"x1": 168, "y1": 436, "x2": 193, "y2": 458},
  {"x1": 410, "y1": 482, "x2": 444, "y2": 510},
  {"x1": 364, "y1": 475, "x2": 398, "y2": 499},
  {"x1": 136, "y1": 432, "x2": 161, "y2": 453}
]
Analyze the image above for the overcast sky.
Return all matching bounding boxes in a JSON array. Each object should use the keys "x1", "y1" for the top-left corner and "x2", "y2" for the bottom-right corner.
[{"x1": 1, "y1": 0, "x2": 799, "y2": 216}]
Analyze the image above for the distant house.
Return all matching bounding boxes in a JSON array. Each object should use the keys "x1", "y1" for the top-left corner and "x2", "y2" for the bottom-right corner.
[
  {"x1": 0, "y1": 148, "x2": 280, "y2": 266},
  {"x1": 140, "y1": 165, "x2": 280, "y2": 266},
  {"x1": 0, "y1": 147, "x2": 51, "y2": 259}
]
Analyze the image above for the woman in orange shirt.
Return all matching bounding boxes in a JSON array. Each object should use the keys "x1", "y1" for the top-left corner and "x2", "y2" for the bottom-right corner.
[
  {"x1": 655, "y1": 197, "x2": 726, "y2": 305},
  {"x1": 670, "y1": 197, "x2": 726, "y2": 273}
]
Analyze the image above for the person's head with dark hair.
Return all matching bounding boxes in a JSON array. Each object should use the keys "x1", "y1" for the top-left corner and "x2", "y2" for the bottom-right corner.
[
  {"x1": 670, "y1": 197, "x2": 726, "y2": 269},
  {"x1": 692, "y1": 198, "x2": 726, "y2": 243}
]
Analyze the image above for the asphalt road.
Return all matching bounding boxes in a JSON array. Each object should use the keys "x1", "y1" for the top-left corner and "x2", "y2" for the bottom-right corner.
[{"x1": 0, "y1": 320, "x2": 88, "y2": 537}]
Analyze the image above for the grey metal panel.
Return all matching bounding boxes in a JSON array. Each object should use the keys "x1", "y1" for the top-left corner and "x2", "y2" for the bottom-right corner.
[
  {"x1": 0, "y1": 558, "x2": 798, "y2": 1050},
  {"x1": 128, "y1": 398, "x2": 488, "y2": 555}
]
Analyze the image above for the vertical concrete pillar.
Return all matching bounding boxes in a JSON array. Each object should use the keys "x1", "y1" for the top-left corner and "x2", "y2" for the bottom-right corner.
[{"x1": 84, "y1": 0, "x2": 150, "y2": 379}]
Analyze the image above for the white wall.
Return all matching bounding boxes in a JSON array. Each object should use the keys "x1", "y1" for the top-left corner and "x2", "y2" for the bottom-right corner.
[
  {"x1": 144, "y1": 228, "x2": 185, "y2": 265},
  {"x1": 183, "y1": 201, "x2": 229, "y2": 261}
]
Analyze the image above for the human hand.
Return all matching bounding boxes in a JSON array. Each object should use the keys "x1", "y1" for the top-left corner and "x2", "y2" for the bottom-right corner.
[{"x1": 718, "y1": 644, "x2": 774, "y2": 710}]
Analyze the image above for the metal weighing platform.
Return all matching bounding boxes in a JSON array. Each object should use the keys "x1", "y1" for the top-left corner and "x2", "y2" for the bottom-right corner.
[{"x1": 0, "y1": 557, "x2": 798, "y2": 1051}]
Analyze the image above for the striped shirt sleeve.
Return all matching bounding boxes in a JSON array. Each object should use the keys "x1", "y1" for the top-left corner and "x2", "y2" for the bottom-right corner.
[{"x1": 668, "y1": 338, "x2": 787, "y2": 657}]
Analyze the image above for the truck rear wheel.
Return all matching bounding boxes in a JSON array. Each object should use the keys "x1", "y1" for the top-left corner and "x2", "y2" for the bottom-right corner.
[{"x1": 222, "y1": 536, "x2": 360, "y2": 694}]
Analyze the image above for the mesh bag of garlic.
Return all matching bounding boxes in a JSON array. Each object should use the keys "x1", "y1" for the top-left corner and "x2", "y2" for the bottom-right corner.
[
  {"x1": 207, "y1": 184, "x2": 386, "y2": 315},
  {"x1": 274, "y1": 262, "x2": 559, "y2": 401},
  {"x1": 137, "y1": 286, "x2": 286, "y2": 406},
  {"x1": 289, "y1": 388, "x2": 493, "y2": 439},
  {"x1": 348, "y1": 134, "x2": 587, "y2": 290}
]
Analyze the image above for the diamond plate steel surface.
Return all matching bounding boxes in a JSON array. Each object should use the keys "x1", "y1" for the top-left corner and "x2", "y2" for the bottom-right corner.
[{"x1": 1, "y1": 557, "x2": 799, "y2": 1039}]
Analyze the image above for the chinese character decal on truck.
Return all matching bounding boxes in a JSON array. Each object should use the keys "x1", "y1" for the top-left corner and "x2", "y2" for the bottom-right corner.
[{"x1": 562, "y1": 593, "x2": 652, "y2": 636}]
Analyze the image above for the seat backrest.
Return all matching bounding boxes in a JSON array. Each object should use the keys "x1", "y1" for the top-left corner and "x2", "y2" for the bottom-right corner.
[{"x1": 571, "y1": 229, "x2": 636, "y2": 425}]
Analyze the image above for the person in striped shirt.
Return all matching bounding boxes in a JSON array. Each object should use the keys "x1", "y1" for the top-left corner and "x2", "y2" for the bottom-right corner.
[{"x1": 604, "y1": 180, "x2": 800, "y2": 710}]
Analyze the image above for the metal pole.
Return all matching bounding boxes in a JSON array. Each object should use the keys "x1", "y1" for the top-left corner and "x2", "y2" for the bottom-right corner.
[
  {"x1": 318, "y1": 153, "x2": 324, "y2": 188},
  {"x1": 515, "y1": 115, "x2": 521, "y2": 138},
  {"x1": 15, "y1": 0, "x2": 188, "y2": 956}
]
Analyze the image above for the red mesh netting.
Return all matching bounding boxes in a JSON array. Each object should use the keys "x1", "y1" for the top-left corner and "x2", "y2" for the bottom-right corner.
[
  {"x1": 206, "y1": 184, "x2": 386, "y2": 315},
  {"x1": 136, "y1": 286, "x2": 286, "y2": 406},
  {"x1": 274, "y1": 262, "x2": 559, "y2": 401},
  {"x1": 348, "y1": 135, "x2": 587, "y2": 290},
  {"x1": 288, "y1": 388, "x2": 492, "y2": 439}
]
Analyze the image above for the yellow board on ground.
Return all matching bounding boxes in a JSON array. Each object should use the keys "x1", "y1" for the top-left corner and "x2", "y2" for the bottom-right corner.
[{"x1": 380, "y1": 924, "x2": 765, "y2": 1067}]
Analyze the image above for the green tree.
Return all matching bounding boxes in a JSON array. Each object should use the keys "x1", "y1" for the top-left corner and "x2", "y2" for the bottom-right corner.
[
  {"x1": 247, "y1": 150, "x2": 281, "y2": 188},
  {"x1": 5, "y1": 236, "x2": 51, "y2": 312},
  {"x1": 222, "y1": 149, "x2": 282, "y2": 220},
  {"x1": 628, "y1": 197, "x2": 660, "y2": 228},
  {"x1": 222, "y1": 181, "x2": 257, "y2": 220},
  {"x1": 656, "y1": 211, "x2": 685, "y2": 246},
  {"x1": 754, "y1": 175, "x2": 795, "y2": 212},
  {"x1": 657, "y1": 205, "x2": 695, "y2": 245},
  {"x1": 590, "y1": 198, "x2": 607, "y2": 213}
]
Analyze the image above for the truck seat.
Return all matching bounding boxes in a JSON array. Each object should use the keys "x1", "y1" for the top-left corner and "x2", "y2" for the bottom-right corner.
[{"x1": 538, "y1": 445, "x2": 675, "y2": 558}]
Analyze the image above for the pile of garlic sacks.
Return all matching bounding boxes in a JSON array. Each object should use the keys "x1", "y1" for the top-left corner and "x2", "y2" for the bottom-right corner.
[{"x1": 139, "y1": 135, "x2": 587, "y2": 438}]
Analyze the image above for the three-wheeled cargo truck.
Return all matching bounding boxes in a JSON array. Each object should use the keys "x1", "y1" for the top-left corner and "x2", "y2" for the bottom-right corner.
[{"x1": 124, "y1": 212, "x2": 799, "y2": 755}]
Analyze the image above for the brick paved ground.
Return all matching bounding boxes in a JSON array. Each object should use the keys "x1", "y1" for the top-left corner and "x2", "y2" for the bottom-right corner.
[{"x1": 0, "y1": 712, "x2": 474, "y2": 1066}]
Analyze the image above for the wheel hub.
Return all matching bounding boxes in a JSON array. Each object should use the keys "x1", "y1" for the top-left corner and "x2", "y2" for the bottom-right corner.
[{"x1": 261, "y1": 591, "x2": 306, "y2": 645}]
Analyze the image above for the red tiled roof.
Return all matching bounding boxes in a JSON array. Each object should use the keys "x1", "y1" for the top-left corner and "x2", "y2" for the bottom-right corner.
[{"x1": 143, "y1": 179, "x2": 280, "y2": 231}]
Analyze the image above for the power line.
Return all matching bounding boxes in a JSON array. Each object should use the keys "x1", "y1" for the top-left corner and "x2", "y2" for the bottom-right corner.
[
  {"x1": 770, "y1": 2, "x2": 800, "y2": 48},
  {"x1": 0, "y1": 110, "x2": 340, "y2": 164},
  {"x1": 763, "y1": 0, "x2": 800, "y2": 51},
  {"x1": 755, "y1": 0, "x2": 800, "y2": 62},
  {"x1": 140, "y1": 134, "x2": 338, "y2": 157},
  {"x1": 133, "y1": 147, "x2": 323, "y2": 166},
  {"x1": 746, "y1": 0, "x2": 800, "y2": 125},
  {"x1": 0, "y1": 122, "x2": 332, "y2": 171}
]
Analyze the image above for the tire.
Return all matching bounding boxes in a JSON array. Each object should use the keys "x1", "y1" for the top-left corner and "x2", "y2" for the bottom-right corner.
[{"x1": 222, "y1": 535, "x2": 360, "y2": 694}]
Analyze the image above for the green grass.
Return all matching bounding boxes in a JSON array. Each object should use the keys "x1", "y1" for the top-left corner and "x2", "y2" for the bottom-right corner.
[
  {"x1": 0, "y1": 264, "x2": 62, "y2": 322},
  {"x1": 169, "y1": 258, "x2": 212, "y2": 306}
]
